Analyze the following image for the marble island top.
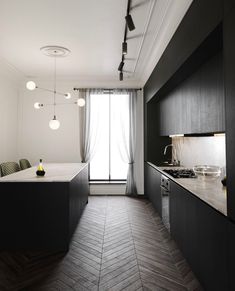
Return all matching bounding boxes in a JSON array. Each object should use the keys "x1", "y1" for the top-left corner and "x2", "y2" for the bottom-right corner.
[
  {"x1": 0, "y1": 163, "x2": 88, "y2": 183},
  {"x1": 147, "y1": 162, "x2": 227, "y2": 216}
]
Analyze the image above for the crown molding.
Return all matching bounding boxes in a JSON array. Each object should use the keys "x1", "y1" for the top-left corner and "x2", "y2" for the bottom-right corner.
[{"x1": 136, "y1": 0, "x2": 193, "y2": 87}]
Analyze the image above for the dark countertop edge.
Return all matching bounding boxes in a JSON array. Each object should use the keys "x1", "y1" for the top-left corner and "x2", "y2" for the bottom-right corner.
[{"x1": 146, "y1": 161, "x2": 227, "y2": 218}]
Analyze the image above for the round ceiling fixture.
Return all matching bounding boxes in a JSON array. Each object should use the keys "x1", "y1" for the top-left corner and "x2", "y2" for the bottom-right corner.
[{"x1": 40, "y1": 46, "x2": 71, "y2": 57}]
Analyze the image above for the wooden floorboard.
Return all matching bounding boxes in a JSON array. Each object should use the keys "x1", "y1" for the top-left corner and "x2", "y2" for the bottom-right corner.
[{"x1": 0, "y1": 196, "x2": 202, "y2": 291}]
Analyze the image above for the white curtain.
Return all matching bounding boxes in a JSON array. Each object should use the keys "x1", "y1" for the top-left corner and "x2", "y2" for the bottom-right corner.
[
  {"x1": 114, "y1": 89, "x2": 137, "y2": 195},
  {"x1": 79, "y1": 89, "x2": 103, "y2": 163}
]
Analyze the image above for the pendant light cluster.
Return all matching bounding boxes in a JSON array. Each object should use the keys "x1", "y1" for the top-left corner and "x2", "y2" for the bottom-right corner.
[
  {"x1": 118, "y1": 0, "x2": 135, "y2": 81},
  {"x1": 26, "y1": 46, "x2": 85, "y2": 130}
]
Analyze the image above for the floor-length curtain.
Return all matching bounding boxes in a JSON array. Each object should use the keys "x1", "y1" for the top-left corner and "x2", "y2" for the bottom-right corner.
[
  {"x1": 114, "y1": 89, "x2": 137, "y2": 195},
  {"x1": 79, "y1": 89, "x2": 103, "y2": 163}
]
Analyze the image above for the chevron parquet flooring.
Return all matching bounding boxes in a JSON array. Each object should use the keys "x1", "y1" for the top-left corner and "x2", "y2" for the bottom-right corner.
[{"x1": 0, "y1": 196, "x2": 202, "y2": 291}]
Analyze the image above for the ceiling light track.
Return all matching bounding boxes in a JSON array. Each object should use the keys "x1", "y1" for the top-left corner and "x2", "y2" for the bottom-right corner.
[{"x1": 118, "y1": 0, "x2": 136, "y2": 81}]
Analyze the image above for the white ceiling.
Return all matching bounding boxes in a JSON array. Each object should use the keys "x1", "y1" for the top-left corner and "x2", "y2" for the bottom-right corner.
[{"x1": 0, "y1": 0, "x2": 193, "y2": 87}]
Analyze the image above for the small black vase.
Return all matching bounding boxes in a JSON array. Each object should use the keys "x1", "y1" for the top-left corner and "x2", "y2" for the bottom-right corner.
[{"x1": 36, "y1": 170, "x2": 45, "y2": 176}]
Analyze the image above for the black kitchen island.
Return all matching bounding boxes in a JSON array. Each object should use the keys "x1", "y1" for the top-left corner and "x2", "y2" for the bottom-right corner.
[{"x1": 0, "y1": 163, "x2": 89, "y2": 251}]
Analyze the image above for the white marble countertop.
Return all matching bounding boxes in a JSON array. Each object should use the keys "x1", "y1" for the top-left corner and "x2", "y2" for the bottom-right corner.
[
  {"x1": 0, "y1": 163, "x2": 88, "y2": 182},
  {"x1": 147, "y1": 162, "x2": 227, "y2": 216}
]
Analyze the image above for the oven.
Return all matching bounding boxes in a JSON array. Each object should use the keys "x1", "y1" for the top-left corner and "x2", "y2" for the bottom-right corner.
[{"x1": 160, "y1": 174, "x2": 170, "y2": 232}]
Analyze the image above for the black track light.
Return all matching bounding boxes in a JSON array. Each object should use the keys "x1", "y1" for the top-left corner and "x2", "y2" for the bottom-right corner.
[
  {"x1": 125, "y1": 14, "x2": 135, "y2": 31},
  {"x1": 119, "y1": 71, "x2": 123, "y2": 81},
  {"x1": 118, "y1": 61, "x2": 124, "y2": 71},
  {"x1": 122, "y1": 42, "x2": 127, "y2": 55}
]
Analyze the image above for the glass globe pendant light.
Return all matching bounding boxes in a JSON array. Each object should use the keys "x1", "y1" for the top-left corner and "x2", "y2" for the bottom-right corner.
[
  {"x1": 26, "y1": 81, "x2": 36, "y2": 90},
  {"x1": 26, "y1": 46, "x2": 86, "y2": 128},
  {"x1": 34, "y1": 102, "x2": 42, "y2": 109},
  {"x1": 76, "y1": 90, "x2": 86, "y2": 107},
  {"x1": 77, "y1": 98, "x2": 85, "y2": 107},
  {"x1": 64, "y1": 92, "x2": 71, "y2": 99},
  {"x1": 49, "y1": 115, "x2": 60, "y2": 130}
]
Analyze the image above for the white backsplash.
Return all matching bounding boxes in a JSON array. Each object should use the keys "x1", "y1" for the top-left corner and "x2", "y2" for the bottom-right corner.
[{"x1": 172, "y1": 135, "x2": 226, "y2": 168}]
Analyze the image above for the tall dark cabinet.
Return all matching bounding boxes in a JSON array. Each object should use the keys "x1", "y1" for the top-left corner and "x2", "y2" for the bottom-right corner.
[{"x1": 224, "y1": 1, "x2": 235, "y2": 221}]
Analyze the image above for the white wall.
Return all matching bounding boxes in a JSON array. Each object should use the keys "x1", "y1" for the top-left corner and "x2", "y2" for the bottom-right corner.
[
  {"x1": 18, "y1": 81, "x2": 81, "y2": 165},
  {"x1": 0, "y1": 71, "x2": 19, "y2": 167},
  {"x1": 18, "y1": 82, "x2": 144, "y2": 194},
  {"x1": 172, "y1": 135, "x2": 226, "y2": 168}
]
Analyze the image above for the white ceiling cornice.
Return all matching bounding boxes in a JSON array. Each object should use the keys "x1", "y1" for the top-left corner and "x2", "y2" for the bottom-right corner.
[
  {"x1": 0, "y1": 0, "x2": 193, "y2": 87},
  {"x1": 135, "y1": 0, "x2": 193, "y2": 87}
]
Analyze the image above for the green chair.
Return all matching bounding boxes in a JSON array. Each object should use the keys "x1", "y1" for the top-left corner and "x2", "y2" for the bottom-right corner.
[
  {"x1": 0, "y1": 162, "x2": 20, "y2": 177},
  {"x1": 19, "y1": 159, "x2": 31, "y2": 170}
]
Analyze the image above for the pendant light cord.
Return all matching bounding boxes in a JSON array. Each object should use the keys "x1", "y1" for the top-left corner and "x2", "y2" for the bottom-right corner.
[{"x1": 54, "y1": 56, "x2": 56, "y2": 116}]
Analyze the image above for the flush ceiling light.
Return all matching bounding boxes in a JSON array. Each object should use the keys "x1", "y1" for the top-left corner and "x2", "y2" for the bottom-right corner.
[
  {"x1": 26, "y1": 46, "x2": 85, "y2": 130},
  {"x1": 125, "y1": 14, "x2": 135, "y2": 31}
]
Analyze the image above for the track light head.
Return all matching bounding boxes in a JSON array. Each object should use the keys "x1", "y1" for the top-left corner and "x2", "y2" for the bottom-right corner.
[
  {"x1": 125, "y1": 14, "x2": 135, "y2": 31},
  {"x1": 122, "y1": 42, "x2": 127, "y2": 55},
  {"x1": 118, "y1": 61, "x2": 124, "y2": 71},
  {"x1": 119, "y1": 71, "x2": 123, "y2": 81}
]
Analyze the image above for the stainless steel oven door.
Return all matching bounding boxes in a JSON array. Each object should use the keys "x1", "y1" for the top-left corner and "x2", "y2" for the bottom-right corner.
[{"x1": 161, "y1": 184, "x2": 170, "y2": 232}]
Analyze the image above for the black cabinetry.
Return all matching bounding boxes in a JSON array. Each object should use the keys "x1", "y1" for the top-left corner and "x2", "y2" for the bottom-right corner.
[
  {"x1": 170, "y1": 181, "x2": 228, "y2": 290},
  {"x1": 144, "y1": 163, "x2": 162, "y2": 217},
  {"x1": 224, "y1": 2, "x2": 235, "y2": 221},
  {"x1": 159, "y1": 52, "x2": 224, "y2": 136}
]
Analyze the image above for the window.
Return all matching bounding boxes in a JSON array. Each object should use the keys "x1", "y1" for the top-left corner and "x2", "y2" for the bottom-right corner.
[{"x1": 89, "y1": 92, "x2": 129, "y2": 181}]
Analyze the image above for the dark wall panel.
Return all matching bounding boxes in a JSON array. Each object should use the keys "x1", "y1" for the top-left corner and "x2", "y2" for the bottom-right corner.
[
  {"x1": 144, "y1": 0, "x2": 223, "y2": 103},
  {"x1": 224, "y1": 4, "x2": 235, "y2": 220}
]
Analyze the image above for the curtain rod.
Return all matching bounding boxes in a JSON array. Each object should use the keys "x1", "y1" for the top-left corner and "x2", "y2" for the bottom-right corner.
[{"x1": 73, "y1": 88, "x2": 142, "y2": 91}]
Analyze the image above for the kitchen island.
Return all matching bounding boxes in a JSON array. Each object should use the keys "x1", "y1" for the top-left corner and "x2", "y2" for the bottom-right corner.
[{"x1": 0, "y1": 163, "x2": 89, "y2": 251}]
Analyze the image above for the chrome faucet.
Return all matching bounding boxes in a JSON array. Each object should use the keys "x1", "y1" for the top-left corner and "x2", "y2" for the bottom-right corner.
[{"x1": 163, "y1": 144, "x2": 179, "y2": 166}]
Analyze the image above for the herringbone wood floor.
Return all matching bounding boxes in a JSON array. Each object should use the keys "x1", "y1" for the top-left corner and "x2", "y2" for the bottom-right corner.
[{"x1": 0, "y1": 196, "x2": 202, "y2": 291}]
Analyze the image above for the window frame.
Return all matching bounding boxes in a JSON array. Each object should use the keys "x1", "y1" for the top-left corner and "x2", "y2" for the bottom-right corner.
[{"x1": 89, "y1": 92, "x2": 128, "y2": 182}]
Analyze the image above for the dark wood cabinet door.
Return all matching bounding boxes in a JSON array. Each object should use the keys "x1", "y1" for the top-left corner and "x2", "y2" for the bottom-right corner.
[
  {"x1": 170, "y1": 181, "x2": 228, "y2": 290},
  {"x1": 199, "y1": 52, "x2": 224, "y2": 133},
  {"x1": 158, "y1": 52, "x2": 224, "y2": 136},
  {"x1": 224, "y1": 3, "x2": 235, "y2": 221},
  {"x1": 195, "y1": 198, "x2": 228, "y2": 290},
  {"x1": 144, "y1": 163, "x2": 162, "y2": 217},
  {"x1": 170, "y1": 182, "x2": 197, "y2": 260}
]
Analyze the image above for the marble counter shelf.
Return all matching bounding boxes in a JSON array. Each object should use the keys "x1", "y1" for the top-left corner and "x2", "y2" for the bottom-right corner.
[{"x1": 148, "y1": 162, "x2": 227, "y2": 216}]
